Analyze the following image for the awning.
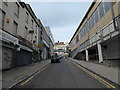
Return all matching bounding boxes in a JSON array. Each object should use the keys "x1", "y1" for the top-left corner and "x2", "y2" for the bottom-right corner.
[{"x1": 20, "y1": 44, "x2": 33, "y2": 52}]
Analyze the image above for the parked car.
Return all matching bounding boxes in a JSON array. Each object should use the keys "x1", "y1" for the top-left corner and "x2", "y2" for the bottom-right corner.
[{"x1": 51, "y1": 54, "x2": 60, "y2": 63}]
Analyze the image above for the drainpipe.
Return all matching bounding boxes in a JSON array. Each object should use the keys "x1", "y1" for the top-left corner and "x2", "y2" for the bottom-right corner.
[{"x1": 85, "y1": 49, "x2": 89, "y2": 61}]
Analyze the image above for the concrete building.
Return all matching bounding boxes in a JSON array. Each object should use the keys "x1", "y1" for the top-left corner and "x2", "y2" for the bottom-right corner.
[
  {"x1": 69, "y1": 1, "x2": 120, "y2": 63},
  {"x1": 38, "y1": 25, "x2": 54, "y2": 60},
  {"x1": 44, "y1": 26, "x2": 54, "y2": 55},
  {"x1": 0, "y1": 0, "x2": 45, "y2": 69},
  {"x1": 54, "y1": 41, "x2": 68, "y2": 56}
]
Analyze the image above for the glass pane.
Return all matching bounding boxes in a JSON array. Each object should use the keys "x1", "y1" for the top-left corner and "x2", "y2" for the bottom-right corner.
[
  {"x1": 104, "y1": 2, "x2": 111, "y2": 13},
  {"x1": 98, "y1": 2, "x2": 105, "y2": 19}
]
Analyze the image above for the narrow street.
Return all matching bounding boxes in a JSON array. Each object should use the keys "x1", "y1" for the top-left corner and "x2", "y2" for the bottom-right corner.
[{"x1": 12, "y1": 58, "x2": 113, "y2": 88}]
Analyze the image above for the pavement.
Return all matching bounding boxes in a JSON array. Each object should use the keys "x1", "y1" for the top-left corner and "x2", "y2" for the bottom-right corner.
[
  {"x1": 70, "y1": 58, "x2": 120, "y2": 86},
  {"x1": 2, "y1": 59, "x2": 51, "y2": 89},
  {"x1": 13, "y1": 58, "x2": 110, "y2": 88}
]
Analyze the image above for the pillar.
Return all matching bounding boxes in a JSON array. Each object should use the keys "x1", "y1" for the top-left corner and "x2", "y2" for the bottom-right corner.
[
  {"x1": 97, "y1": 42, "x2": 103, "y2": 63},
  {"x1": 85, "y1": 49, "x2": 89, "y2": 61}
]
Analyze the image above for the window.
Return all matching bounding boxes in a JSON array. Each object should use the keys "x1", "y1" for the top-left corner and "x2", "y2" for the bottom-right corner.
[
  {"x1": 104, "y1": 2, "x2": 111, "y2": 13},
  {"x1": 35, "y1": 25, "x2": 37, "y2": 34},
  {"x1": 86, "y1": 21, "x2": 89, "y2": 32},
  {"x1": 79, "y1": 31, "x2": 81, "y2": 40},
  {"x1": 89, "y1": 17, "x2": 92, "y2": 30},
  {"x1": 98, "y1": 2, "x2": 105, "y2": 19},
  {"x1": 3, "y1": 0, "x2": 8, "y2": 6},
  {"x1": 94, "y1": 8, "x2": 99, "y2": 23},
  {"x1": 13, "y1": 21, "x2": 18, "y2": 35},
  {"x1": 87, "y1": 19, "x2": 90, "y2": 31},
  {"x1": 31, "y1": 19, "x2": 34, "y2": 29},
  {"x1": 2, "y1": 10, "x2": 6, "y2": 29},
  {"x1": 41, "y1": 30, "x2": 42, "y2": 35},
  {"x1": 25, "y1": 12, "x2": 29, "y2": 23},
  {"x1": 24, "y1": 27, "x2": 28, "y2": 39},
  {"x1": 76, "y1": 35, "x2": 79, "y2": 42},
  {"x1": 84, "y1": 22, "x2": 89, "y2": 35},
  {"x1": 41, "y1": 37, "x2": 42, "y2": 40},
  {"x1": 90, "y1": 14, "x2": 94, "y2": 28},
  {"x1": 14, "y1": 3, "x2": 20, "y2": 17}
]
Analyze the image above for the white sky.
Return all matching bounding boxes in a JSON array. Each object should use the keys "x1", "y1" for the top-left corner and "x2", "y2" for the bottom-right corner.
[{"x1": 22, "y1": 1, "x2": 92, "y2": 42}]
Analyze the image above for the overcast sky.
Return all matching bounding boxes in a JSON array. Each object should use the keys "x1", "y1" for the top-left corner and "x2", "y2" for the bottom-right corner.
[{"x1": 23, "y1": 2, "x2": 92, "y2": 42}]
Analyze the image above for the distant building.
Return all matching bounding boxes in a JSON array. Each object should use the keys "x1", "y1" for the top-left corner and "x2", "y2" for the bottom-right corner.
[
  {"x1": 54, "y1": 41, "x2": 68, "y2": 56},
  {"x1": 44, "y1": 26, "x2": 54, "y2": 56}
]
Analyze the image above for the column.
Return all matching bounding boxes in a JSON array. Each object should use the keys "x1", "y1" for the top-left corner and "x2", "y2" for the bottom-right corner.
[
  {"x1": 85, "y1": 49, "x2": 89, "y2": 61},
  {"x1": 97, "y1": 42, "x2": 103, "y2": 63}
]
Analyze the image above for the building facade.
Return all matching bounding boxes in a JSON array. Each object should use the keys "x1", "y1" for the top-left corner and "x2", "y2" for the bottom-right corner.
[
  {"x1": 0, "y1": 0, "x2": 53, "y2": 69},
  {"x1": 44, "y1": 26, "x2": 54, "y2": 55},
  {"x1": 54, "y1": 41, "x2": 68, "y2": 56},
  {"x1": 69, "y1": 0, "x2": 120, "y2": 63}
]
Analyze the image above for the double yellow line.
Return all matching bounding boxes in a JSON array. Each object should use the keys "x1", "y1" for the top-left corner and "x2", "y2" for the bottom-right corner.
[
  {"x1": 21, "y1": 63, "x2": 50, "y2": 86},
  {"x1": 71, "y1": 61, "x2": 118, "y2": 89}
]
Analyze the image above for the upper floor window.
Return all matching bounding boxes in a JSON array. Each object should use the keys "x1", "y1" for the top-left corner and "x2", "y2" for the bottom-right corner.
[
  {"x1": 25, "y1": 12, "x2": 29, "y2": 23},
  {"x1": 2, "y1": 10, "x2": 6, "y2": 29},
  {"x1": 94, "y1": 8, "x2": 100, "y2": 23},
  {"x1": 14, "y1": 3, "x2": 20, "y2": 17},
  {"x1": 35, "y1": 25, "x2": 37, "y2": 34},
  {"x1": 3, "y1": 0, "x2": 8, "y2": 6},
  {"x1": 31, "y1": 19, "x2": 34, "y2": 29},
  {"x1": 104, "y1": 2, "x2": 111, "y2": 13},
  {"x1": 24, "y1": 26, "x2": 28, "y2": 39},
  {"x1": 41, "y1": 29, "x2": 43, "y2": 35},
  {"x1": 13, "y1": 21, "x2": 18, "y2": 35},
  {"x1": 98, "y1": 2, "x2": 105, "y2": 19}
]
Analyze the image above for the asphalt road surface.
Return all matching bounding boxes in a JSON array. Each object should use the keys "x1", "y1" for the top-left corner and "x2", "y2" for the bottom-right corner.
[{"x1": 12, "y1": 58, "x2": 116, "y2": 88}]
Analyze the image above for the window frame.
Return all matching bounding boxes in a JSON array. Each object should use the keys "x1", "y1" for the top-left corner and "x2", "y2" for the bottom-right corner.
[{"x1": 14, "y1": 2, "x2": 20, "y2": 18}]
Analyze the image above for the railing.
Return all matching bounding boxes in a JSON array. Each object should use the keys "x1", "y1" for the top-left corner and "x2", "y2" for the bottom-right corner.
[{"x1": 71, "y1": 15, "x2": 120, "y2": 58}]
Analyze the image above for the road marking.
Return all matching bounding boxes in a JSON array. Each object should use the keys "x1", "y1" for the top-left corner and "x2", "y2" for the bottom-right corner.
[
  {"x1": 21, "y1": 76, "x2": 34, "y2": 85},
  {"x1": 71, "y1": 61, "x2": 118, "y2": 89},
  {"x1": 20, "y1": 63, "x2": 49, "y2": 86}
]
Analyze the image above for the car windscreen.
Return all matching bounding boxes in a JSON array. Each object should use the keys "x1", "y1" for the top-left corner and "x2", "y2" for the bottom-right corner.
[{"x1": 52, "y1": 55, "x2": 58, "y2": 58}]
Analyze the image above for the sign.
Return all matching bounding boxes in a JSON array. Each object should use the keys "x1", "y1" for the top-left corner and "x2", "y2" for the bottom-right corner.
[
  {"x1": 38, "y1": 43, "x2": 43, "y2": 47},
  {"x1": 0, "y1": 29, "x2": 19, "y2": 45}
]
